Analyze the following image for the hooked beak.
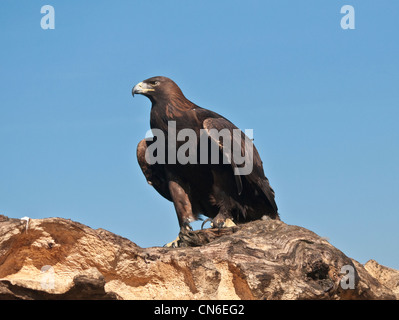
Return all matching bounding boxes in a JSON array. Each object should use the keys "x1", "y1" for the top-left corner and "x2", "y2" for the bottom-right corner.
[{"x1": 132, "y1": 82, "x2": 155, "y2": 97}]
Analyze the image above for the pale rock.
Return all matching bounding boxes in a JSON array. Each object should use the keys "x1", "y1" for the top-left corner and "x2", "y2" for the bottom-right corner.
[{"x1": 0, "y1": 216, "x2": 397, "y2": 300}]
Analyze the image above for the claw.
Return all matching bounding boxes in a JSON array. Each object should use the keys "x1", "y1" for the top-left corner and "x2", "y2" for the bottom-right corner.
[
  {"x1": 164, "y1": 221, "x2": 193, "y2": 248},
  {"x1": 221, "y1": 218, "x2": 236, "y2": 228},
  {"x1": 182, "y1": 221, "x2": 193, "y2": 232},
  {"x1": 201, "y1": 218, "x2": 213, "y2": 230},
  {"x1": 203, "y1": 218, "x2": 236, "y2": 229},
  {"x1": 164, "y1": 235, "x2": 181, "y2": 248}
]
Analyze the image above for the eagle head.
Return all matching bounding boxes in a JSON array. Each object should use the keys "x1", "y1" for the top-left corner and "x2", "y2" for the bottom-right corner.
[{"x1": 132, "y1": 76, "x2": 184, "y2": 103}]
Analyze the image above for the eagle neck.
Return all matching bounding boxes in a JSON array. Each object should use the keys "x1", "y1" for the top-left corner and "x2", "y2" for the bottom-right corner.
[{"x1": 151, "y1": 94, "x2": 196, "y2": 122}]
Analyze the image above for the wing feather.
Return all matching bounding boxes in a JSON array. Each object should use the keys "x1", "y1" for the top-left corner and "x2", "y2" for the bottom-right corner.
[{"x1": 202, "y1": 117, "x2": 277, "y2": 213}]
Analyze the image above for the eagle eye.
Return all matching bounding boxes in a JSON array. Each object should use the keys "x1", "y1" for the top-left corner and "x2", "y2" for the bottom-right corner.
[{"x1": 149, "y1": 80, "x2": 159, "y2": 86}]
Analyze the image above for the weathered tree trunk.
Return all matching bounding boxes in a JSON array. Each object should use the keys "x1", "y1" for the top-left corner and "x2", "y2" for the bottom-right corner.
[{"x1": 0, "y1": 215, "x2": 397, "y2": 300}]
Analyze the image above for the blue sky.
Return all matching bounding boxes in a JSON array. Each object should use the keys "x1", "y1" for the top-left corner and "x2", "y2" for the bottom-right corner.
[{"x1": 1, "y1": 1, "x2": 398, "y2": 269}]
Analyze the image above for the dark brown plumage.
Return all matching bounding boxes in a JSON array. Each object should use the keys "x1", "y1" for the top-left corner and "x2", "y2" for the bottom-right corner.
[{"x1": 133, "y1": 76, "x2": 279, "y2": 246}]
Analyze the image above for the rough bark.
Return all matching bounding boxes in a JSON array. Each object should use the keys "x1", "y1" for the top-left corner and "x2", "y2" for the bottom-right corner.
[
  {"x1": 364, "y1": 259, "x2": 399, "y2": 299},
  {"x1": 0, "y1": 215, "x2": 397, "y2": 300}
]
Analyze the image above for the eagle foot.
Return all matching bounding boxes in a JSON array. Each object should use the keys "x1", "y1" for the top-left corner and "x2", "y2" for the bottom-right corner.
[
  {"x1": 163, "y1": 222, "x2": 193, "y2": 248},
  {"x1": 202, "y1": 218, "x2": 236, "y2": 229},
  {"x1": 213, "y1": 218, "x2": 236, "y2": 229},
  {"x1": 164, "y1": 235, "x2": 181, "y2": 248}
]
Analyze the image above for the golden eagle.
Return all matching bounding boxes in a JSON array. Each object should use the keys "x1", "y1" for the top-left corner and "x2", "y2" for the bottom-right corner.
[{"x1": 133, "y1": 76, "x2": 279, "y2": 247}]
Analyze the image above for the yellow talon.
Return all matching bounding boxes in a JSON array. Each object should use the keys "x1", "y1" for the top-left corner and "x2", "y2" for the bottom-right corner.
[
  {"x1": 164, "y1": 235, "x2": 180, "y2": 248},
  {"x1": 211, "y1": 218, "x2": 236, "y2": 228},
  {"x1": 223, "y1": 218, "x2": 236, "y2": 228}
]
